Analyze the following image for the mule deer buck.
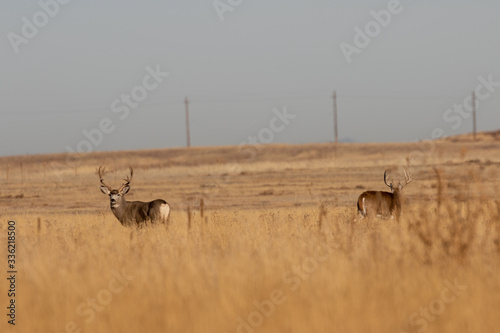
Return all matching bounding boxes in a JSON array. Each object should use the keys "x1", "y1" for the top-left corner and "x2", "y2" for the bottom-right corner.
[
  {"x1": 356, "y1": 168, "x2": 413, "y2": 221},
  {"x1": 98, "y1": 166, "x2": 170, "y2": 227}
]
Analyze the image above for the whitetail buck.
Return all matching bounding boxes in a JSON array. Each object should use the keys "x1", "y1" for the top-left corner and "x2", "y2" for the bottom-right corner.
[
  {"x1": 98, "y1": 166, "x2": 170, "y2": 227},
  {"x1": 356, "y1": 168, "x2": 413, "y2": 221}
]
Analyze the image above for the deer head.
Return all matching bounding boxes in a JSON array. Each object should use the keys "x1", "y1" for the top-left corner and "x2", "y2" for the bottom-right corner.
[
  {"x1": 385, "y1": 167, "x2": 413, "y2": 193},
  {"x1": 98, "y1": 166, "x2": 133, "y2": 209}
]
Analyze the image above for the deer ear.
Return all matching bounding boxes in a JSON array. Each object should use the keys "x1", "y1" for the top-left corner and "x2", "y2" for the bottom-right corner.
[
  {"x1": 120, "y1": 185, "x2": 130, "y2": 195},
  {"x1": 100, "y1": 185, "x2": 111, "y2": 195}
]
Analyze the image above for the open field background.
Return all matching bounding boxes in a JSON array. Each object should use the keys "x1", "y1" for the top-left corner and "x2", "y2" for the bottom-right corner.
[{"x1": 1, "y1": 139, "x2": 500, "y2": 332}]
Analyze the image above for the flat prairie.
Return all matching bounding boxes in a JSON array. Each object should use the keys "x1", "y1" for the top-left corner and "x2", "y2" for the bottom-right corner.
[{"x1": 1, "y1": 139, "x2": 499, "y2": 333}]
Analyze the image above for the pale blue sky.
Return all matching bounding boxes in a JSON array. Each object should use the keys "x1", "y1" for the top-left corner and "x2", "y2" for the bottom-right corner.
[{"x1": 1, "y1": 1, "x2": 499, "y2": 156}]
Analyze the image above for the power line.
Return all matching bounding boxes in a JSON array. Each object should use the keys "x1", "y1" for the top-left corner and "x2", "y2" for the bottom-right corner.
[
  {"x1": 332, "y1": 90, "x2": 338, "y2": 144},
  {"x1": 185, "y1": 96, "x2": 191, "y2": 148},
  {"x1": 3, "y1": 92, "x2": 500, "y2": 116},
  {"x1": 472, "y1": 91, "x2": 477, "y2": 141}
]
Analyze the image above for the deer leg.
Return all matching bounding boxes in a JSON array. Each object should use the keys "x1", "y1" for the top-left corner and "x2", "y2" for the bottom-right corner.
[
  {"x1": 355, "y1": 209, "x2": 366, "y2": 222},
  {"x1": 355, "y1": 198, "x2": 367, "y2": 222}
]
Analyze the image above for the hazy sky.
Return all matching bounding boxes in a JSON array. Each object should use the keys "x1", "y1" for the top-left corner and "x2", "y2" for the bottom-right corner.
[{"x1": 1, "y1": 1, "x2": 499, "y2": 156}]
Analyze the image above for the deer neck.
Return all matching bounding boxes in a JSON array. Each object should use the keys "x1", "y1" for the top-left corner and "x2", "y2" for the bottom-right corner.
[
  {"x1": 392, "y1": 189, "x2": 402, "y2": 201},
  {"x1": 111, "y1": 197, "x2": 129, "y2": 223}
]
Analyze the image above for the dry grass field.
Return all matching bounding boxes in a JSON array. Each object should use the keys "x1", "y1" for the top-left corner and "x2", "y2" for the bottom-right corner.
[{"x1": 1, "y1": 138, "x2": 500, "y2": 333}]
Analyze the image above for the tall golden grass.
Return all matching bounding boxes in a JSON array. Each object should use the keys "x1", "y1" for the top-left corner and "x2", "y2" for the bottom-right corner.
[{"x1": 0, "y1": 141, "x2": 499, "y2": 332}]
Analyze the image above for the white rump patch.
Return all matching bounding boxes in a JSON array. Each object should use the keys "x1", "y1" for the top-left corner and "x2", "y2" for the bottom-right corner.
[{"x1": 160, "y1": 203, "x2": 170, "y2": 220}]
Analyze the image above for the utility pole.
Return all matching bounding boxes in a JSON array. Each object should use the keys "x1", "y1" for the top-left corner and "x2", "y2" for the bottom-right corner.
[
  {"x1": 332, "y1": 90, "x2": 338, "y2": 144},
  {"x1": 185, "y1": 96, "x2": 191, "y2": 147},
  {"x1": 472, "y1": 91, "x2": 476, "y2": 141}
]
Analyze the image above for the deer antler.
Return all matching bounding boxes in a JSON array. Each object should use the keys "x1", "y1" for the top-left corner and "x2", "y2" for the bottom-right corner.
[
  {"x1": 98, "y1": 166, "x2": 112, "y2": 191},
  {"x1": 400, "y1": 168, "x2": 413, "y2": 189},
  {"x1": 118, "y1": 166, "x2": 134, "y2": 192},
  {"x1": 399, "y1": 157, "x2": 413, "y2": 189},
  {"x1": 384, "y1": 170, "x2": 393, "y2": 190}
]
